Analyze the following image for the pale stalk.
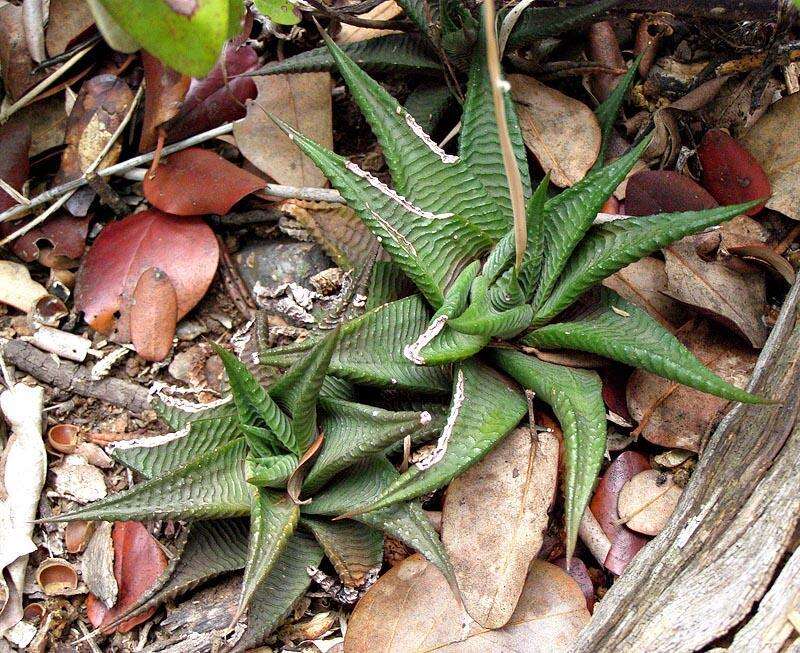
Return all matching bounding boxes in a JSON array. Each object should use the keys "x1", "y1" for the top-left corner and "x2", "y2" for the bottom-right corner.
[{"x1": 483, "y1": 0, "x2": 527, "y2": 273}]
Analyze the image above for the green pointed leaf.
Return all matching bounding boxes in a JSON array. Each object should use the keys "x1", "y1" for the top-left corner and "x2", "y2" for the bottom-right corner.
[
  {"x1": 523, "y1": 289, "x2": 766, "y2": 404},
  {"x1": 269, "y1": 328, "x2": 340, "y2": 452},
  {"x1": 112, "y1": 401, "x2": 240, "y2": 479},
  {"x1": 233, "y1": 532, "x2": 323, "y2": 652},
  {"x1": 303, "y1": 457, "x2": 455, "y2": 592},
  {"x1": 346, "y1": 359, "x2": 527, "y2": 513},
  {"x1": 594, "y1": 54, "x2": 642, "y2": 170},
  {"x1": 251, "y1": 34, "x2": 442, "y2": 76},
  {"x1": 213, "y1": 344, "x2": 295, "y2": 455},
  {"x1": 533, "y1": 137, "x2": 651, "y2": 310},
  {"x1": 262, "y1": 296, "x2": 451, "y2": 393},
  {"x1": 459, "y1": 14, "x2": 532, "y2": 222},
  {"x1": 52, "y1": 440, "x2": 251, "y2": 522},
  {"x1": 505, "y1": 0, "x2": 622, "y2": 49},
  {"x1": 247, "y1": 454, "x2": 299, "y2": 488},
  {"x1": 273, "y1": 116, "x2": 490, "y2": 307},
  {"x1": 301, "y1": 517, "x2": 383, "y2": 588},
  {"x1": 238, "y1": 489, "x2": 299, "y2": 618},
  {"x1": 417, "y1": 326, "x2": 489, "y2": 366},
  {"x1": 304, "y1": 399, "x2": 444, "y2": 493},
  {"x1": 395, "y1": 0, "x2": 438, "y2": 36},
  {"x1": 318, "y1": 31, "x2": 508, "y2": 243},
  {"x1": 366, "y1": 261, "x2": 416, "y2": 310},
  {"x1": 492, "y1": 349, "x2": 605, "y2": 559},
  {"x1": 449, "y1": 275, "x2": 533, "y2": 338},
  {"x1": 533, "y1": 200, "x2": 760, "y2": 325}
]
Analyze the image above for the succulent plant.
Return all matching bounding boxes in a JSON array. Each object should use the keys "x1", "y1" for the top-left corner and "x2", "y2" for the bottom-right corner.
[{"x1": 53, "y1": 13, "x2": 765, "y2": 649}]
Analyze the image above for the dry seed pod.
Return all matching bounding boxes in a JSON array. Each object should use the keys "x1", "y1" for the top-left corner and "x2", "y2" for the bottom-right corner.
[
  {"x1": 22, "y1": 602, "x2": 46, "y2": 623},
  {"x1": 36, "y1": 558, "x2": 79, "y2": 595},
  {"x1": 65, "y1": 520, "x2": 96, "y2": 554},
  {"x1": 47, "y1": 424, "x2": 80, "y2": 454}
]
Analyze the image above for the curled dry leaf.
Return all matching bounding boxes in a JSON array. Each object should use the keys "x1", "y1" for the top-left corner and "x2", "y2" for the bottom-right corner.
[
  {"x1": 82, "y1": 521, "x2": 118, "y2": 609},
  {"x1": 589, "y1": 451, "x2": 651, "y2": 576},
  {"x1": 167, "y1": 42, "x2": 259, "y2": 144},
  {"x1": 553, "y1": 557, "x2": 595, "y2": 613},
  {"x1": 625, "y1": 170, "x2": 718, "y2": 216},
  {"x1": 664, "y1": 238, "x2": 768, "y2": 348},
  {"x1": 0, "y1": 383, "x2": 46, "y2": 632},
  {"x1": 74, "y1": 210, "x2": 219, "y2": 342},
  {"x1": 47, "y1": 424, "x2": 80, "y2": 454},
  {"x1": 697, "y1": 129, "x2": 770, "y2": 216},
  {"x1": 234, "y1": 72, "x2": 333, "y2": 187},
  {"x1": 741, "y1": 92, "x2": 800, "y2": 221},
  {"x1": 139, "y1": 52, "x2": 190, "y2": 152},
  {"x1": 86, "y1": 521, "x2": 169, "y2": 633},
  {"x1": 130, "y1": 267, "x2": 179, "y2": 362},
  {"x1": 603, "y1": 257, "x2": 689, "y2": 330},
  {"x1": 11, "y1": 214, "x2": 90, "y2": 269},
  {"x1": 0, "y1": 2, "x2": 48, "y2": 100},
  {"x1": 627, "y1": 319, "x2": 757, "y2": 452},
  {"x1": 64, "y1": 520, "x2": 96, "y2": 554},
  {"x1": 143, "y1": 147, "x2": 265, "y2": 216},
  {"x1": 344, "y1": 555, "x2": 590, "y2": 653},
  {"x1": 337, "y1": 0, "x2": 402, "y2": 43},
  {"x1": 442, "y1": 427, "x2": 559, "y2": 629},
  {"x1": 55, "y1": 74, "x2": 135, "y2": 217},
  {"x1": 509, "y1": 74, "x2": 601, "y2": 187},
  {"x1": 0, "y1": 261, "x2": 49, "y2": 314},
  {"x1": 725, "y1": 244, "x2": 796, "y2": 284},
  {"x1": 35, "y1": 559, "x2": 79, "y2": 595},
  {"x1": 617, "y1": 469, "x2": 682, "y2": 537},
  {"x1": 44, "y1": 0, "x2": 96, "y2": 57}
]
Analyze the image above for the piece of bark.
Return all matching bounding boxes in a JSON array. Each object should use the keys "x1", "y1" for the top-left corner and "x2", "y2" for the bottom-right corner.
[
  {"x1": 2, "y1": 339, "x2": 151, "y2": 415},
  {"x1": 574, "y1": 277, "x2": 800, "y2": 652}
]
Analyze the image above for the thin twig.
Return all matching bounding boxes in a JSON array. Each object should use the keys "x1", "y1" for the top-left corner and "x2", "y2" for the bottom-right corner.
[
  {"x1": 306, "y1": 0, "x2": 413, "y2": 30},
  {"x1": 0, "y1": 40, "x2": 95, "y2": 123},
  {"x1": 483, "y1": 0, "x2": 527, "y2": 273},
  {"x1": 0, "y1": 84, "x2": 144, "y2": 246}
]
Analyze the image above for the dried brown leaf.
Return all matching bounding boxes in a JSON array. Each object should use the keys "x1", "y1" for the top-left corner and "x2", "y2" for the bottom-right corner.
[
  {"x1": 442, "y1": 427, "x2": 559, "y2": 629},
  {"x1": 617, "y1": 470, "x2": 682, "y2": 537},
  {"x1": 510, "y1": 74, "x2": 600, "y2": 187},
  {"x1": 337, "y1": 1, "x2": 402, "y2": 43},
  {"x1": 130, "y1": 267, "x2": 178, "y2": 362},
  {"x1": 234, "y1": 72, "x2": 333, "y2": 187}
]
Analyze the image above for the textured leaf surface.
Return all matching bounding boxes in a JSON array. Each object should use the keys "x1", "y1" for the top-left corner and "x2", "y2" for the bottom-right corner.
[
  {"x1": 304, "y1": 457, "x2": 454, "y2": 590},
  {"x1": 533, "y1": 200, "x2": 759, "y2": 325},
  {"x1": 252, "y1": 34, "x2": 441, "y2": 75},
  {"x1": 235, "y1": 532, "x2": 324, "y2": 652},
  {"x1": 302, "y1": 517, "x2": 383, "y2": 587},
  {"x1": 594, "y1": 54, "x2": 641, "y2": 169},
  {"x1": 533, "y1": 138, "x2": 649, "y2": 309},
  {"x1": 346, "y1": 360, "x2": 527, "y2": 513},
  {"x1": 215, "y1": 345, "x2": 294, "y2": 455},
  {"x1": 459, "y1": 16, "x2": 531, "y2": 222},
  {"x1": 523, "y1": 289, "x2": 764, "y2": 403},
  {"x1": 269, "y1": 329, "x2": 340, "y2": 452},
  {"x1": 238, "y1": 489, "x2": 299, "y2": 618},
  {"x1": 366, "y1": 261, "x2": 416, "y2": 310},
  {"x1": 113, "y1": 401, "x2": 239, "y2": 479},
  {"x1": 304, "y1": 399, "x2": 443, "y2": 493},
  {"x1": 247, "y1": 454, "x2": 299, "y2": 488},
  {"x1": 273, "y1": 117, "x2": 489, "y2": 307},
  {"x1": 262, "y1": 296, "x2": 451, "y2": 392},
  {"x1": 416, "y1": 326, "x2": 489, "y2": 366},
  {"x1": 449, "y1": 276, "x2": 533, "y2": 338},
  {"x1": 55, "y1": 440, "x2": 251, "y2": 522},
  {"x1": 492, "y1": 349, "x2": 606, "y2": 559},
  {"x1": 505, "y1": 0, "x2": 622, "y2": 49}
]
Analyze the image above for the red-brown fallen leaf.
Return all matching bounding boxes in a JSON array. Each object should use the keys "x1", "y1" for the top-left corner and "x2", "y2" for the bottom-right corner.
[
  {"x1": 627, "y1": 319, "x2": 757, "y2": 452},
  {"x1": 0, "y1": 122, "x2": 30, "y2": 212},
  {"x1": 589, "y1": 451, "x2": 651, "y2": 576},
  {"x1": 45, "y1": 0, "x2": 96, "y2": 57},
  {"x1": 55, "y1": 74, "x2": 135, "y2": 217},
  {"x1": 86, "y1": 522, "x2": 168, "y2": 633},
  {"x1": 600, "y1": 366, "x2": 633, "y2": 425},
  {"x1": 553, "y1": 557, "x2": 595, "y2": 613},
  {"x1": 74, "y1": 209, "x2": 219, "y2": 341},
  {"x1": 625, "y1": 170, "x2": 718, "y2": 216},
  {"x1": 143, "y1": 148, "x2": 264, "y2": 215},
  {"x1": 138, "y1": 53, "x2": 191, "y2": 152},
  {"x1": 11, "y1": 214, "x2": 90, "y2": 269},
  {"x1": 697, "y1": 129, "x2": 771, "y2": 216},
  {"x1": 130, "y1": 267, "x2": 178, "y2": 361},
  {"x1": 166, "y1": 42, "x2": 258, "y2": 144}
]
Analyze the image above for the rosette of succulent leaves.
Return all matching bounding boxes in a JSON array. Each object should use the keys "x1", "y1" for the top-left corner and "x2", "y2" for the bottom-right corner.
[{"x1": 54, "y1": 13, "x2": 766, "y2": 651}]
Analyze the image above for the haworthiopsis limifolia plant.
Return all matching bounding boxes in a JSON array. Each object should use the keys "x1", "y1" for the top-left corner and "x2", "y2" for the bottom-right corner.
[{"x1": 52, "y1": 6, "x2": 766, "y2": 649}]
